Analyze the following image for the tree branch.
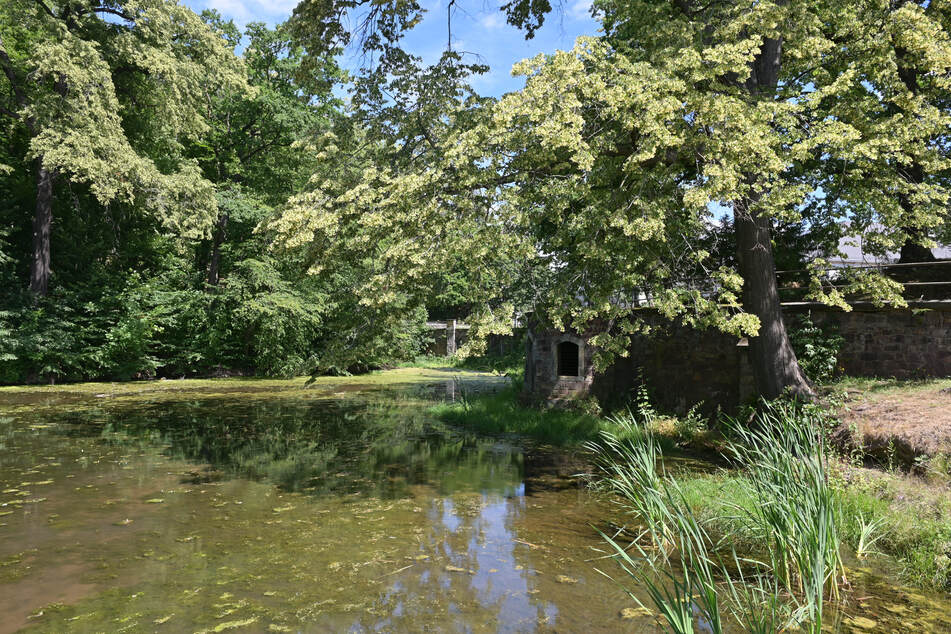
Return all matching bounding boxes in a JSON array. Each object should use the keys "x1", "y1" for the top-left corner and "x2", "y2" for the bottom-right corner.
[
  {"x1": 0, "y1": 35, "x2": 27, "y2": 110},
  {"x1": 0, "y1": 103, "x2": 19, "y2": 119},
  {"x1": 32, "y1": 0, "x2": 57, "y2": 20},
  {"x1": 74, "y1": 5, "x2": 136, "y2": 22}
]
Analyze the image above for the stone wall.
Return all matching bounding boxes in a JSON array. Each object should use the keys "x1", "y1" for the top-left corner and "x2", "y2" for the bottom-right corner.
[
  {"x1": 523, "y1": 326, "x2": 598, "y2": 404},
  {"x1": 525, "y1": 302, "x2": 951, "y2": 413},
  {"x1": 787, "y1": 302, "x2": 951, "y2": 378},
  {"x1": 425, "y1": 320, "x2": 469, "y2": 356},
  {"x1": 589, "y1": 319, "x2": 749, "y2": 415}
]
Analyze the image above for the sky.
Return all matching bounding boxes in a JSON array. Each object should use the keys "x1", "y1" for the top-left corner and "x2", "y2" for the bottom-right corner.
[{"x1": 183, "y1": 0, "x2": 602, "y2": 96}]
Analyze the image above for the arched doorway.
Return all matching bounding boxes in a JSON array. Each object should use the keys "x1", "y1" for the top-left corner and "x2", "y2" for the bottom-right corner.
[{"x1": 556, "y1": 340, "x2": 581, "y2": 377}]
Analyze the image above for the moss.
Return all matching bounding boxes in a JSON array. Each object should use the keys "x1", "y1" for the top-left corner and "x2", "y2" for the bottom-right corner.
[
  {"x1": 0, "y1": 367, "x2": 487, "y2": 394},
  {"x1": 0, "y1": 368, "x2": 502, "y2": 417}
]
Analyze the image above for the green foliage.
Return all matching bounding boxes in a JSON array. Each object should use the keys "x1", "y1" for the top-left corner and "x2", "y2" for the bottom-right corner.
[
  {"x1": 788, "y1": 315, "x2": 845, "y2": 384},
  {"x1": 279, "y1": 0, "x2": 951, "y2": 400},
  {"x1": 0, "y1": 0, "x2": 249, "y2": 236},
  {"x1": 0, "y1": 8, "x2": 429, "y2": 383},
  {"x1": 431, "y1": 384, "x2": 603, "y2": 446},
  {"x1": 591, "y1": 400, "x2": 845, "y2": 633},
  {"x1": 674, "y1": 403, "x2": 707, "y2": 443}
]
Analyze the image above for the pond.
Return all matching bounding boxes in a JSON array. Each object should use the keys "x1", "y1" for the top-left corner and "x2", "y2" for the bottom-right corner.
[{"x1": 0, "y1": 369, "x2": 949, "y2": 633}]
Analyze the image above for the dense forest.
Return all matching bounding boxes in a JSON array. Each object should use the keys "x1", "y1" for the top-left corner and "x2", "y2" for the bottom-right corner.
[{"x1": 1, "y1": 0, "x2": 949, "y2": 391}]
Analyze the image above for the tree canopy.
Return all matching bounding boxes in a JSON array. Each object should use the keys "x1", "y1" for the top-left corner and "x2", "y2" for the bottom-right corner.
[
  {"x1": 1, "y1": 0, "x2": 949, "y2": 393},
  {"x1": 274, "y1": 0, "x2": 951, "y2": 396}
]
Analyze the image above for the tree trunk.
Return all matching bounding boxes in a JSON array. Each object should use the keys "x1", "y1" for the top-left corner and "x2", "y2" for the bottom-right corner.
[
  {"x1": 734, "y1": 202, "x2": 814, "y2": 400},
  {"x1": 206, "y1": 212, "x2": 229, "y2": 287},
  {"x1": 30, "y1": 160, "x2": 53, "y2": 297},
  {"x1": 730, "y1": 30, "x2": 813, "y2": 400}
]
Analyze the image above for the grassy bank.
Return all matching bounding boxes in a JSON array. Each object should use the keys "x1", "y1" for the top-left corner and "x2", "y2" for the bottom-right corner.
[
  {"x1": 429, "y1": 385, "x2": 607, "y2": 445},
  {"x1": 433, "y1": 378, "x2": 951, "y2": 595}
]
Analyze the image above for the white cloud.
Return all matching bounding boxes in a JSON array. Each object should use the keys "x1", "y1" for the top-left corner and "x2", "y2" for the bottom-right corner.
[
  {"x1": 479, "y1": 12, "x2": 505, "y2": 30},
  {"x1": 568, "y1": 0, "x2": 592, "y2": 21}
]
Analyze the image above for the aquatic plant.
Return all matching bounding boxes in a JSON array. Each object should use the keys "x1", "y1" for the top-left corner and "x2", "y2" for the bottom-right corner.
[
  {"x1": 855, "y1": 514, "x2": 886, "y2": 560},
  {"x1": 591, "y1": 399, "x2": 846, "y2": 633},
  {"x1": 723, "y1": 400, "x2": 844, "y2": 631}
]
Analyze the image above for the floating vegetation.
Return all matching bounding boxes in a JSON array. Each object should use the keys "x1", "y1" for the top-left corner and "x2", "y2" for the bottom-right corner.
[{"x1": 0, "y1": 376, "x2": 949, "y2": 632}]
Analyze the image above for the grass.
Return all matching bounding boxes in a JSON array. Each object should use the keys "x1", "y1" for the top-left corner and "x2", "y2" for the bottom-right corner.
[
  {"x1": 0, "y1": 367, "x2": 505, "y2": 418},
  {"x1": 589, "y1": 403, "x2": 842, "y2": 633},
  {"x1": 826, "y1": 376, "x2": 951, "y2": 395},
  {"x1": 831, "y1": 463, "x2": 951, "y2": 591},
  {"x1": 436, "y1": 377, "x2": 951, "y2": 599},
  {"x1": 397, "y1": 351, "x2": 525, "y2": 377},
  {"x1": 429, "y1": 384, "x2": 608, "y2": 445},
  {"x1": 0, "y1": 366, "x2": 491, "y2": 395},
  {"x1": 659, "y1": 462, "x2": 951, "y2": 596},
  {"x1": 430, "y1": 374, "x2": 683, "y2": 448}
]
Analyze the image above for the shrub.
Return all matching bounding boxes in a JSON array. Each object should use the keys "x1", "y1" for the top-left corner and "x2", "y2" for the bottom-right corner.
[{"x1": 788, "y1": 314, "x2": 844, "y2": 384}]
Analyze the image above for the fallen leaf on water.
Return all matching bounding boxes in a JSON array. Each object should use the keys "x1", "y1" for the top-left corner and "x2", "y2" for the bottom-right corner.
[
  {"x1": 154, "y1": 615, "x2": 173, "y2": 624},
  {"x1": 845, "y1": 616, "x2": 877, "y2": 630},
  {"x1": 555, "y1": 575, "x2": 578, "y2": 584},
  {"x1": 620, "y1": 607, "x2": 651, "y2": 620},
  {"x1": 205, "y1": 617, "x2": 258, "y2": 633}
]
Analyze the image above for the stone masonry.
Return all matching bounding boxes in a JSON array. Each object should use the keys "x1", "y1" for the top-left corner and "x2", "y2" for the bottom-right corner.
[{"x1": 524, "y1": 302, "x2": 951, "y2": 413}]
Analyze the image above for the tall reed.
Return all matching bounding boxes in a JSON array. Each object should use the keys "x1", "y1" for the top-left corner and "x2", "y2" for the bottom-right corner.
[
  {"x1": 590, "y1": 413, "x2": 724, "y2": 633},
  {"x1": 724, "y1": 400, "x2": 843, "y2": 631},
  {"x1": 589, "y1": 401, "x2": 845, "y2": 633}
]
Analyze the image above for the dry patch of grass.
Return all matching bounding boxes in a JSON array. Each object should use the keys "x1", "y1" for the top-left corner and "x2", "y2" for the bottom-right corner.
[{"x1": 830, "y1": 378, "x2": 951, "y2": 465}]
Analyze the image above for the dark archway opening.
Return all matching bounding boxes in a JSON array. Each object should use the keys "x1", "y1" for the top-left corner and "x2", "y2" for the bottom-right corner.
[{"x1": 556, "y1": 341, "x2": 580, "y2": 377}]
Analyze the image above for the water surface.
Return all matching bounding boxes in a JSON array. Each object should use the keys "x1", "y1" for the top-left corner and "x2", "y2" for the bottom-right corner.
[{"x1": 0, "y1": 370, "x2": 949, "y2": 633}]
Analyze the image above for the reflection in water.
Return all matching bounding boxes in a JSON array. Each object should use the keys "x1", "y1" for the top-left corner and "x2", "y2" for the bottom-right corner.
[
  {"x1": 0, "y1": 381, "x2": 647, "y2": 633},
  {"x1": 0, "y1": 379, "x2": 950, "y2": 633}
]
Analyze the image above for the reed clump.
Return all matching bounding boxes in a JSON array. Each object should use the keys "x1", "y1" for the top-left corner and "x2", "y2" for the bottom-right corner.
[{"x1": 589, "y1": 400, "x2": 846, "y2": 634}]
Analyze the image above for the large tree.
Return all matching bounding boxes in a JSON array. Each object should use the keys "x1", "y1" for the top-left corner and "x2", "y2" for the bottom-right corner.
[
  {"x1": 279, "y1": 0, "x2": 951, "y2": 399},
  {"x1": 193, "y1": 15, "x2": 338, "y2": 287},
  {"x1": 0, "y1": 0, "x2": 247, "y2": 296}
]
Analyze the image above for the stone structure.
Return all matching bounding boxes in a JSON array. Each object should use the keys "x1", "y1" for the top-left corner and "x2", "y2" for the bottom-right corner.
[
  {"x1": 524, "y1": 302, "x2": 951, "y2": 413},
  {"x1": 787, "y1": 302, "x2": 951, "y2": 378},
  {"x1": 425, "y1": 320, "x2": 469, "y2": 356},
  {"x1": 524, "y1": 327, "x2": 598, "y2": 403},
  {"x1": 426, "y1": 321, "x2": 524, "y2": 357}
]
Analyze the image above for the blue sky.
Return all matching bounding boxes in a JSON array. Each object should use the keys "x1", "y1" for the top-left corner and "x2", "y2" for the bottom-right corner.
[{"x1": 183, "y1": 0, "x2": 601, "y2": 96}]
